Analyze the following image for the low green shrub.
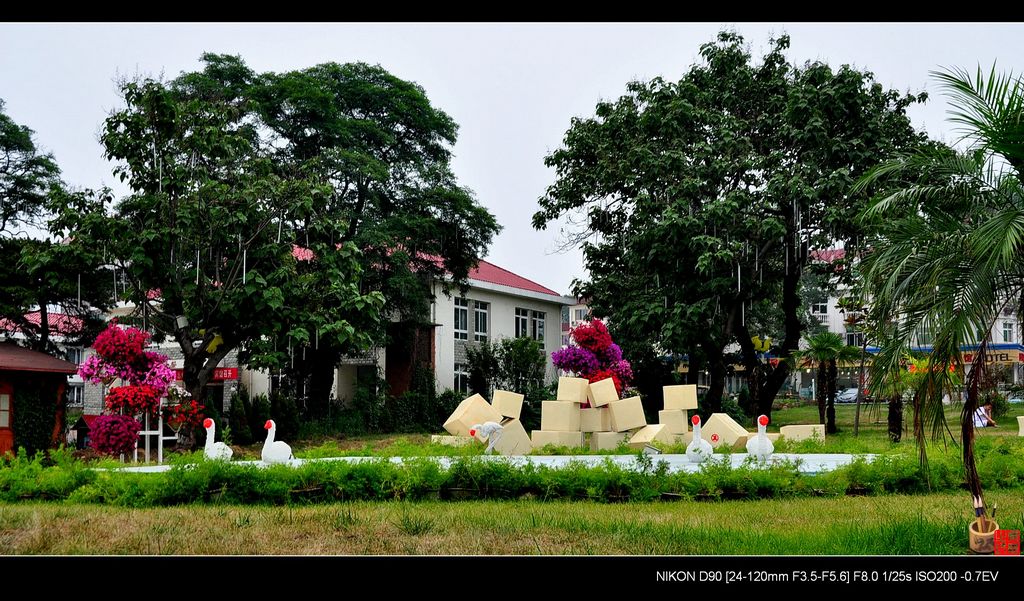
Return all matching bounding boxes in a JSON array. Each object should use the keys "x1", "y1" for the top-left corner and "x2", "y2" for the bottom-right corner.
[{"x1": 3, "y1": 439, "x2": 1024, "y2": 506}]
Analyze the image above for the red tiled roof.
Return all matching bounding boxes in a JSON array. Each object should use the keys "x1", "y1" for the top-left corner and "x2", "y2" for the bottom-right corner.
[
  {"x1": 0, "y1": 311, "x2": 85, "y2": 336},
  {"x1": 299, "y1": 246, "x2": 564, "y2": 297},
  {"x1": 0, "y1": 343, "x2": 78, "y2": 374},
  {"x1": 810, "y1": 249, "x2": 846, "y2": 263},
  {"x1": 468, "y1": 259, "x2": 561, "y2": 296}
]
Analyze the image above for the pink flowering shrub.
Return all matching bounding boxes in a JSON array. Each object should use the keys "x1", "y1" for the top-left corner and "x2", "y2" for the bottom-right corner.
[
  {"x1": 552, "y1": 318, "x2": 633, "y2": 400},
  {"x1": 90, "y1": 415, "x2": 142, "y2": 456},
  {"x1": 79, "y1": 323, "x2": 177, "y2": 419}
]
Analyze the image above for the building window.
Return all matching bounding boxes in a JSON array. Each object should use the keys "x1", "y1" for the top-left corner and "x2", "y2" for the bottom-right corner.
[
  {"x1": 0, "y1": 393, "x2": 9, "y2": 428},
  {"x1": 811, "y1": 303, "x2": 828, "y2": 314},
  {"x1": 1002, "y1": 321, "x2": 1015, "y2": 343},
  {"x1": 515, "y1": 308, "x2": 530, "y2": 338},
  {"x1": 67, "y1": 384, "x2": 85, "y2": 407},
  {"x1": 65, "y1": 347, "x2": 83, "y2": 365},
  {"x1": 846, "y1": 332, "x2": 865, "y2": 348},
  {"x1": 916, "y1": 325, "x2": 933, "y2": 346},
  {"x1": 474, "y1": 301, "x2": 489, "y2": 342},
  {"x1": 454, "y1": 363, "x2": 469, "y2": 394},
  {"x1": 454, "y1": 298, "x2": 468, "y2": 340},
  {"x1": 575, "y1": 308, "x2": 587, "y2": 321},
  {"x1": 532, "y1": 311, "x2": 546, "y2": 345}
]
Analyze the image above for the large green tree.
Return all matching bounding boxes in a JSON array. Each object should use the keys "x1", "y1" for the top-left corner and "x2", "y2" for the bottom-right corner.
[
  {"x1": 170, "y1": 55, "x2": 500, "y2": 413},
  {"x1": 0, "y1": 101, "x2": 109, "y2": 354},
  {"x1": 533, "y1": 32, "x2": 929, "y2": 418},
  {"x1": 0, "y1": 99, "x2": 58, "y2": 236},
  {"x1": 51, "y1": 74, "x2": 386, "y2": 405},
  {"x1": 858, "y1": 65, "x2": 1024, "y2": 500}
]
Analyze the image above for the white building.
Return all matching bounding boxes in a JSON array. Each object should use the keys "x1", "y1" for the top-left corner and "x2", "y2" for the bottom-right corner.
[
  {"x1": 432, "y1": 260, "x2": 574, "y2": 394},
  {"x1": 242, "y1": 259, "x2": 575, "y2": 400},
  {"x1": 808, "y1": 248, "x2": 1024, "y2": 389},
  {"x1": 3, "y1": 259, "x2": 575, "y2": 411}
]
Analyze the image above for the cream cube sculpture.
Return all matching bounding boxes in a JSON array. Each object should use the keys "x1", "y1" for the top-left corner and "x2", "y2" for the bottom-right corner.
[
  {"x1": 540, "y1": 401, "x2": 581, "y2": 432},
  {"x1": 492, "y1": 389, "x2": 525, "y2": 420},
  {"x1": 491, "y1": 419, "x2": 532, "y2": 456},
  {"x1": 587, "y1": 377, "x2": 619, "y2": 407},
  {"x1": 779, "y1": 424, "x2": 826, "y2": 442},
  {"x1": 702, "y1": 413, "x2": 750, "y2": 449},
  {"x1": 580, "y1": 407, "x2": 612, "y2": 432},
  {"x1": 556, "y1": 377, "x2": 590, "y2": 404},
  {"x1": 628, "y1": 424, "x2": 675, "y2": 449},
  {"x1": 591, "y1": 431, "x2": 627, "y2": 451},
  {"x1": 532, "y1": 430, "x2": 584, "y2": 449},
  {"x1": 430, "y1": 435, "x2": 476, "y2": 447},
  {"x1": 663, "y1": 384, "x2": 698, "y2": 410},
  {"x1": 443, "y1": 394, "x2": 505, "y2": 437},
  {"x1": 608, "y1": 396, "x2": 647, "y2": 432},
  {"x1": 658, "y1": 410, "x2": 689, "y2": 434}
]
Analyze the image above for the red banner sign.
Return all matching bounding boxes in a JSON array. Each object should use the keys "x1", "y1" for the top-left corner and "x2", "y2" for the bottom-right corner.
[{"x1": 174, "y1": 367, "x2": 238, "y2": 381}]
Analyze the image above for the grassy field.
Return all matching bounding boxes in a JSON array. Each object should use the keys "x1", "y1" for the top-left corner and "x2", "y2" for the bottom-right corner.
[
  {"x1": 1, "y1": 491, "x2": 1019, "y2": 554},
  {"x1": 213, "y1": 401, "x2": 1024, "y2": 460}
]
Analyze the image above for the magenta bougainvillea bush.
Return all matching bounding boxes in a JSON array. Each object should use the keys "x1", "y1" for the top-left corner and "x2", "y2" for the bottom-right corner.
[
  {"x1": 78, "y1": 321, "x2": 202, "y2": 456},
  {"x1": 89, "y1": 414, "x2": 143, "y2": 456},
  {"x1": 552, "y1": 319, "x2": 632, "y2": 403}
]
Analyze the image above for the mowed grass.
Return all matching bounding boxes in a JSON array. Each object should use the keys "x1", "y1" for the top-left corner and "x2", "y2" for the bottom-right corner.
[
  {"x1": 1, "y1": 491, "x2": 1020, "y2": 555},
  {"x1": 239, "y1": 402, "x2": 1021, "y2": 459}
]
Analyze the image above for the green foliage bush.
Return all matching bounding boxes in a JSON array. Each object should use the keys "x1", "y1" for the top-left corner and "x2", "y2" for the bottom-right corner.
[
  {"x1": 12, "y1": 377, "x2": 60, "y2": 456},
  {"x1": 3, "y1": 438, "x2": 1024, "y2": 506}
]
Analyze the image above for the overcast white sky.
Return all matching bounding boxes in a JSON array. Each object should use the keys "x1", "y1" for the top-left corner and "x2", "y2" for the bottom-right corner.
[{"x1": 2, "y1": 23, "x2": 1023, "y2": 295}]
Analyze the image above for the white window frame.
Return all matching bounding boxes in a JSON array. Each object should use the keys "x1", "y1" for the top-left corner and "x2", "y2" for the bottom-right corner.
[
  {"x1": 454, "y1": 363, "x2": 469, "y2": 393},
  {"x1": 811, "y1": 302, "x2": 828, "y2": 314},
  {"x1": 532, "y1": 311, "x2": 546, "y2": 346},
  {"x1": 1002, "y1": 321, "x2": 1015, "y2": 343},
  {"x1": 65, "y1": 347, "x2": 84, "y2": 365},
  {"x1": 0, "y1": 393, "x2": 9, "y2": 428},
  {"x1": 515, "y1": 308, "x2": 530, "y2": 338},
  {"x1": 67, "y1": 384, "x2": 85, "y2": 407},
  {"x1": 454, "y1": 297, "x2": 468, "y2": 340},
  {"x1": 846, "y1": 332, "x2": 865, "y2": 348},
  {"x1": 474, "y1": 301, "x2": 489, "y2": 342}
]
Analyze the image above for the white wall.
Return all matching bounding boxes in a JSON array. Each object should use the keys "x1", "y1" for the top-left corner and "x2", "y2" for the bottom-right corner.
[{"x1": 434, "y1": 283, "x2": 569, "y2": 394}]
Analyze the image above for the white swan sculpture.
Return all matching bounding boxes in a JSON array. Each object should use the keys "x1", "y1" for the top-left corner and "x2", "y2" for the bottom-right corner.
[
  {"x1": 745, "y1": 414, "x2": 774, "y2": 461},
  {"x1": 262, "y1": 419, "x2": 294, "y2": 464},
  {"x1": 202, "y1": 418, "x2": 233, "y2": 461},
  {"x1": 686, "y1": 414, "x2": 713, "y2": 463}
]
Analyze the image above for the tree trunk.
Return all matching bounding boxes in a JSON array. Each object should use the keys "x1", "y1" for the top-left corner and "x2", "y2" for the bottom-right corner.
[
  {"x1": 887, "y1": 394, "x2": 903, "y2": 443},
  {"x1": 686, "y1": 353, "x2": 703, "y2": 386},
  {"x1": 306, "y1": 347, "x2": 339, "y2": 419},
  {"x1": 853, "y1": 340, "x2": 867, "y2": 436},
  {"x1": 816, "y1": 361, "x2": 827, "y2": 424},
  {"x1": 826, "y1": 358, "x2": 838, "y2": 434},
  {"x1": 181, "y1": 340, "x2": 233, "y2": 450},
  {"x1": 703, "y1": 343, "x2": 726, "y2": 413},
  {"x1": 33, "y1": 301, "x2": 50, "y2": 353}
]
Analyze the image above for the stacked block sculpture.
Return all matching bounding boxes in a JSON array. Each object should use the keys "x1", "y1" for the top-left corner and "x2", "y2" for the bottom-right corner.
[{"x1": 440, "y1": 379, "x2": 825, "y2": 456}]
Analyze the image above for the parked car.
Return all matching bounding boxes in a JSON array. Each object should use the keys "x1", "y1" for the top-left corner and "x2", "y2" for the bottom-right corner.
[{"x1": 835, "y1": 387, "x2": 871, "y2": 403}]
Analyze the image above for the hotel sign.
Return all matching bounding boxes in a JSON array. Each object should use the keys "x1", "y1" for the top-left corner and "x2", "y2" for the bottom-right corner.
[{"x1": 960, "y1": 352, "x2": 1024, "y2": 365}]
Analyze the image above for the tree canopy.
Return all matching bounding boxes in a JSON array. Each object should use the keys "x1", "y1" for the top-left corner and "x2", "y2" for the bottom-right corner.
[
  {"x1": 51, "y1": 55, "x2": 499, "y2": 407},
  {"x1": 533, "y1": 31, "x2": 930, "y2": 418}
]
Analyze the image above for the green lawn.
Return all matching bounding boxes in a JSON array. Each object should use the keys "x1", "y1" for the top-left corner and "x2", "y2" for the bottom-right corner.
[
  {"x1": 217, "y1": 401, "x2": 1021, "y2": 460},
  {"x1": 1, "y1": 491, "x2": 1019, "y2": 554}
]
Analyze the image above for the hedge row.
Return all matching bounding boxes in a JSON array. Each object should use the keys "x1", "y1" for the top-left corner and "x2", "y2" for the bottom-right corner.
[{"x1": 2, "y1": 438, "x2": 1023, "y2": 506}]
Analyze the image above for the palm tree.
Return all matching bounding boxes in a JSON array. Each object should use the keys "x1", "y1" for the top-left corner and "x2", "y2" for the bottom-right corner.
[
  {"x1": 857, "y1": 65, "x2": 1024, "y2": 500},
  {"x1": 795, "y1": 331, "x2": 862, "y2": 434}
]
